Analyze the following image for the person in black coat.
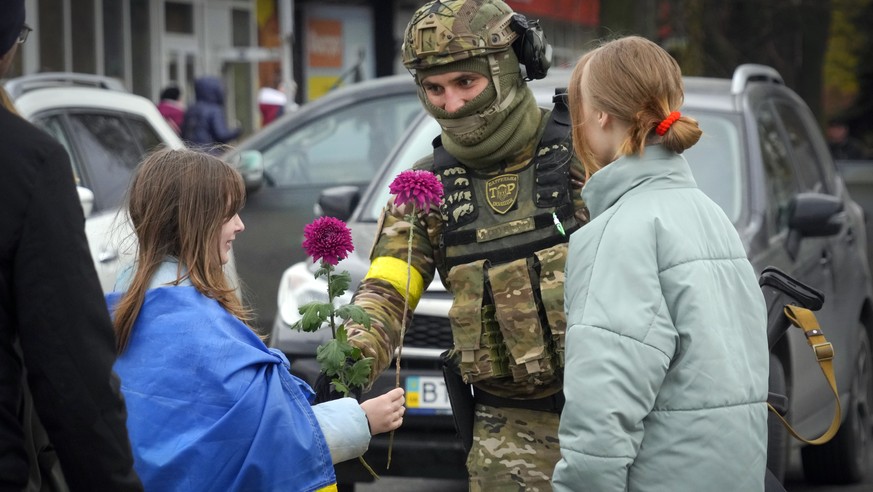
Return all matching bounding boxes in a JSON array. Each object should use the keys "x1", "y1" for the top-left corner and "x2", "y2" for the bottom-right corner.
[
  {"x1": 0, "y1": 3, "x2": 142, "y2": 490},
  {"x1": 181, "y1": 76, "x2": 243, "y2": 154}
]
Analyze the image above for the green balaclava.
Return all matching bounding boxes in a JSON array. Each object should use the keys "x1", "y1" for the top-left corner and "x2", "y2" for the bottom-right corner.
[{"x1": 402, "y1": 0, "x2": 542, "y2": 170}]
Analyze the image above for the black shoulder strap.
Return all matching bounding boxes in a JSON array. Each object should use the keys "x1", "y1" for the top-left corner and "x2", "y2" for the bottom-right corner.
[
  {"x1": 432, "y1": 135, "x2": 454, "y2": 170},
  {"x1": 540, "y1": 89, "x2": 570, "y2": 144}
]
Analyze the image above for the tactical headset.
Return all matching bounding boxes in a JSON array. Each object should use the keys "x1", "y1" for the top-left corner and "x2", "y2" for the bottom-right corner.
[{"x1": 509, "y1": 13, "x2": 553, "y2": 81}]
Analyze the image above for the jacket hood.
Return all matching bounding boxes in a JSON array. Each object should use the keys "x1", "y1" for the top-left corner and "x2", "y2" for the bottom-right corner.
[{"x1": 194, "y1": 76, "x2": 225, "y2": 105}]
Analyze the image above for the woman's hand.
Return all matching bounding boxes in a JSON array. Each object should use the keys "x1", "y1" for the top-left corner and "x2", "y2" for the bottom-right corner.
[{"x1": 360, "y1": 387, "x2": 405, "y2": 435}]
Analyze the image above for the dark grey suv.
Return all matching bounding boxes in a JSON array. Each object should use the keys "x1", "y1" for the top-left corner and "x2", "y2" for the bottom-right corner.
[{"x1": 272, "y1": 65, "x2": 873, "y2": 487}]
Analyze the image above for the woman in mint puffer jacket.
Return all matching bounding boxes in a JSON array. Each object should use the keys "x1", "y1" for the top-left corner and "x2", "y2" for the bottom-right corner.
[{"x1": 553, "y1": 36, "x2": 769, "y2": 492}]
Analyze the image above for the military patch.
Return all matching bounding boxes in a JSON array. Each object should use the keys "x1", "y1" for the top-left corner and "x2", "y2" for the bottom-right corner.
[{"x1": 485, "y1": 174, "x2": 519, "y2": 214}]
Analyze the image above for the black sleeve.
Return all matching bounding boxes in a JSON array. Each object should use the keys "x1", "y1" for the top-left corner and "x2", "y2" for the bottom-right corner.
[
  {"x1": 14, "y1": 143, "x2": 143, "y2": 491},
  {"x1": 208, "y1": 106, "x2": 242, "y2": 144}
]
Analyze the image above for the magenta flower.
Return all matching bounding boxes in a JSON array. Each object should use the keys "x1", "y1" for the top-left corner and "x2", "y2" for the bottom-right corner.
[
  {"x1": 388, "y1": 170, "x2": 443, "y2": 210},
  {"x1": 302, "y1": 216, "x2": 354, "y2": 266}
]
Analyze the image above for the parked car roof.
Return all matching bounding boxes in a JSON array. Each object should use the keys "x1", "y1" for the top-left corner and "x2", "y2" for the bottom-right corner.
[{"x1": 3, "y1": 71, "x2": 127, "y2": 99}]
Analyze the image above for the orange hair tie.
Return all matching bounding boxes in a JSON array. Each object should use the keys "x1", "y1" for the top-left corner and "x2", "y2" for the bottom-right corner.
[{"x1": 655, "y1": 111, "x2": 681, "y2": 136}]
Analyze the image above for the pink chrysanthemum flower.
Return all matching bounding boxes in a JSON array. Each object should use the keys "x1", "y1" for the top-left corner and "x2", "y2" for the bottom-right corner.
[
  {"x1": 302, "y1": 216, "x2": 355, "y2": 266},
  {"x1": 389, "y1": 170, "x2": 444, "y2": 210}
]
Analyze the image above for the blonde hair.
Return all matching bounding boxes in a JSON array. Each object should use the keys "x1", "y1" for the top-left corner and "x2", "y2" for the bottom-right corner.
[
  {"x1": 569, "y1": 36, "x2": 702, "y2": 178},
  {"x1": 0, "y1": 86, "x2": 19, "y2": 115},
  {"x1": 113, "y1": 148, "x2": 252, "y2": 352}
]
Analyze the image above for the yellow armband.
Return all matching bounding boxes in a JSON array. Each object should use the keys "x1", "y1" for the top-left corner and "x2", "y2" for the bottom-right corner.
[{"x1": 364, "y1": 256, "x2": 425, "y2": 309}]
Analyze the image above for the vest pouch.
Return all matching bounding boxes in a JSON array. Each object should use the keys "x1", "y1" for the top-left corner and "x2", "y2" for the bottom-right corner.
[
  {"x1": 535, "y1": 243, "x2": 568, "y2": 368},
  {"x1": 488, "y1": 257, "x2": 556, "y2": 386},
  {"x1": 447, "y1": 260, "x2": 510, "y2": 383}
]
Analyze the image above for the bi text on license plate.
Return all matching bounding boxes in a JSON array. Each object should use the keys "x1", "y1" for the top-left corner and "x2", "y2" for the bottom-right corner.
[{"x1": 405, "y1": 376, "x2": 452, "y2": 415}]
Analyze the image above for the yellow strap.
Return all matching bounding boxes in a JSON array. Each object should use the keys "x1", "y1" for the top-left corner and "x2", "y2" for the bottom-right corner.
[
  {"x1": 315, "y1": 484, "x2": 338, "y2": 492},
  {"x1": 364, "y1": 256, "x2": 424, "y2": 309},
  {"x1": 767, "y1": 305, "x2": 841, "y2": 445}
]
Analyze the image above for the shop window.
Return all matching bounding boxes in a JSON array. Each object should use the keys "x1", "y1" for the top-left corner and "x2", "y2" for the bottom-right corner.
[
  {"x1": 131, "y1": 0, "x2": 151, "y2": 96},
  {"x1": 232, "y1": 9, "x2": 251, "y2": 48},
  {"x1": 72, "y1": 0, "x2": 96, "y2": 73},
  {"x1": 103, "y1": 0, "x2": 125, "y2": 80},
  {"x1": 38, "y1": 0, "x2": 65, "y2": 72},
  {"x1": 166, "y1": 2, "x2": 194, "y2": 34}
]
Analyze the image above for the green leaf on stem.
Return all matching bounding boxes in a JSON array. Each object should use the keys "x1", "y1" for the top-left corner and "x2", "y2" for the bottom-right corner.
[
  {"x1": 347, "y1": 357, "x2": 373, "y2": 388},
  {"x1": 332, "y1": 380, "x2": 351, "y2": 396},
  {"x1": 314, "y1": 263, "x2": 333, "y2": 280},
  {"x1": 328, "y1": 270, "x2": 351, "y2": 299},
  {"x1": 316, "y1": 338, "x2": 351, "y2": 374},
  {"x1": 291, "y1": 302, "x2": 332, "y2": 332},
  {"x1": 335, "y1": 304, "x2": 371, "y2": 329}
]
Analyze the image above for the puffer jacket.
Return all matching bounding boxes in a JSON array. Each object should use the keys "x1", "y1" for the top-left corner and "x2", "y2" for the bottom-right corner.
[
  {"x1": 553, "y1": 145, "x2": 769, "y2": 492},
  {"x1": 181, "y1": 76, "x2": 241, "y2": 151}
]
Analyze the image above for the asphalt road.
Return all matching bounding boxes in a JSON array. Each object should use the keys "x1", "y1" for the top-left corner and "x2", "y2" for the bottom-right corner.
[
  {"x1": 783, "y1": 447, "x2": 873, "y2": 492},
  {"x1": 356, "y1": 447, "x2": 873, "y2": 491}
]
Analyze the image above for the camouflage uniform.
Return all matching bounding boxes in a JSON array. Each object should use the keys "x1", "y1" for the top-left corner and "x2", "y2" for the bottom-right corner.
[{"x1": 346, "y1": 1, "x2": 587, "y2": 489}]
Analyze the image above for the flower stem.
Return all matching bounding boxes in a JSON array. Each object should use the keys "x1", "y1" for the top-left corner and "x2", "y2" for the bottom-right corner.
[
  {"x1": 325, "y1": 264, "x2": 336, "y2": 339},
  {"x1": 387, "y1": 207, "x2": 416, "y2": 469}
]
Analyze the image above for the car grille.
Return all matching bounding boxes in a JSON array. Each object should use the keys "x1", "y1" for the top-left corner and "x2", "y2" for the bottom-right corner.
[{"x1": 405, "y1": 314, "x2": 453, "y2": 348}]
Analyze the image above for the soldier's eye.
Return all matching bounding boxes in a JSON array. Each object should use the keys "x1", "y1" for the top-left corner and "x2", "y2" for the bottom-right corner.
[{"x1": 423, "y1": 83, "x2": 442, "y2": 95}]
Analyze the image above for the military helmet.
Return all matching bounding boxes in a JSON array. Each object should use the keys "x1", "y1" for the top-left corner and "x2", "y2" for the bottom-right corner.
[{"x1": 401, "y1": 0, "x2": 518, "y2": 71}]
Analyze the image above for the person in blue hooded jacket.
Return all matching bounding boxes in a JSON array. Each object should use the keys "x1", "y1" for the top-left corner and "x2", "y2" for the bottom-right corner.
[
  {"x1": 108, "y1": 148, "x2": 405, "y2": 491},
  {"x1": 552, "y1": 36, "x2": 769, "y2": 491},
  {"x1": 181, "y1": 76, "x2": 243, "y2": 154}
]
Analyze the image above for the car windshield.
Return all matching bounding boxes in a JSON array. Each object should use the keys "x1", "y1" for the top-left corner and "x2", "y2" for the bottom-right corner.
[
  {"x1": 362, "y1": 110, "x2": 744, "y2": 224},
  {"x1": 31, "y1": 111, "x2": 163, "y2": 213},
  {"x1": 259, "y1": 94, "x2": 422, "y2": 187}
]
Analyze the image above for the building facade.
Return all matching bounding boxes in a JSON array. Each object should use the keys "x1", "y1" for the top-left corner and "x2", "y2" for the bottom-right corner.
[{"x1": 9, "y1": 0, "x2": 598, "y2": 136}]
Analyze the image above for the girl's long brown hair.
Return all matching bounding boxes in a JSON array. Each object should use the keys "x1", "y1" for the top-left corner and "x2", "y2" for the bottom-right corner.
[
  {"x1": 113, "y1": 148, "x2": 252, "y2": 352},
  {"x1": 568, "y1": 36, "x2": 703, "y2": 179}
]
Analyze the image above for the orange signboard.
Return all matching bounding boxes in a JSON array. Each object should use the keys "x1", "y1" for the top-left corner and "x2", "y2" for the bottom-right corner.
[
  {"x1": 307, "y1": 19, "x2": 343, "y2": 68},
  {"x1": 505, "y1": 0, "x2": 599, "y2": 26}
]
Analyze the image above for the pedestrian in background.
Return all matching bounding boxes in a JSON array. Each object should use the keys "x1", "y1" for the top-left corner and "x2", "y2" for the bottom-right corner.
[
  {"x1": 0, "y1": 2, "x2": 142, "y2": 490},
  {"x1": 257, "y1": 72, "x2": 288, "y2": 127},
  {"x1": 108, "y1": 148, "x2": 405, "y2": 491},
  {"x1": 156, "y1": 84, "x2": 185, "y2": 135},
  {"x1": 826, "y1": 116, "x2": 869, "y2": 160},
  {"x1": 181, "y1": 76, "x2": 242, "y2": 154},
  {"x1": 553, "y1": 35, "x2": 769, "y2": 491}
]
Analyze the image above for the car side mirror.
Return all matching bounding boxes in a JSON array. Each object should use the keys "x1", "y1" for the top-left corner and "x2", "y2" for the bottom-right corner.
[
  {"x1": 77, "y1": 186, "x2": 95, "y2": 217},
  {"x1": 315, "y1": 185, "x2": 360, "y2": 221},
  {"x1": 785, "y1": 192, "x2": 844, "y2": 259},
  {"x1": 237, "y1": 150, "x2": 265, "y2": 193}
]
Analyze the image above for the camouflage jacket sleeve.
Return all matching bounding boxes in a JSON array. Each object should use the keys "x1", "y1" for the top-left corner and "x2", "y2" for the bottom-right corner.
[{"x1": 346, "y1": 155, "x2": 443, "y2": 387}]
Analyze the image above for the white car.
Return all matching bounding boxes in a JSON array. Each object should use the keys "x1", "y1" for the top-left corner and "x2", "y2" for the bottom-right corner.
[{"x1": 5, "y1": 74, "x2": 184, "y2": 292}]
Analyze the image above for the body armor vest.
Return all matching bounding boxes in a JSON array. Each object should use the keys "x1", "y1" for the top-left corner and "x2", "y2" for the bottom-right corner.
[{"x1": 433, "y1": 92, "x2": 581, "y2": 397}]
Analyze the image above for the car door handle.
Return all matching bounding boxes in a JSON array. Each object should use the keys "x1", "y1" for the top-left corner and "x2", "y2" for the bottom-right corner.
[{"x1": 98, "y1": 248, "x2": 118, "y2": 263}]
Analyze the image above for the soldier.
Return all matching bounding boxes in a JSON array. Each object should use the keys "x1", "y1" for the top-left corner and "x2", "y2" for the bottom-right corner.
[{"x1": 337, "y1": 0, "x2": 588, "y2": 489}]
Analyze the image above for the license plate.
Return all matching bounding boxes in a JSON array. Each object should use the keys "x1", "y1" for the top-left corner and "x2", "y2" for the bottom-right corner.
[{"x1": 405, "y1": 376, "x2": 452, "y2": 415}]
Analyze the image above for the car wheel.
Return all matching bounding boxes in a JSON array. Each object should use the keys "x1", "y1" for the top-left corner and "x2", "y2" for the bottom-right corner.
[
  {"x1": 800, "y1": 325, "x2": 872, "y2": 484},
  {"x1": 767, "y1": 354, "x2": 789, "y2": 482}
]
